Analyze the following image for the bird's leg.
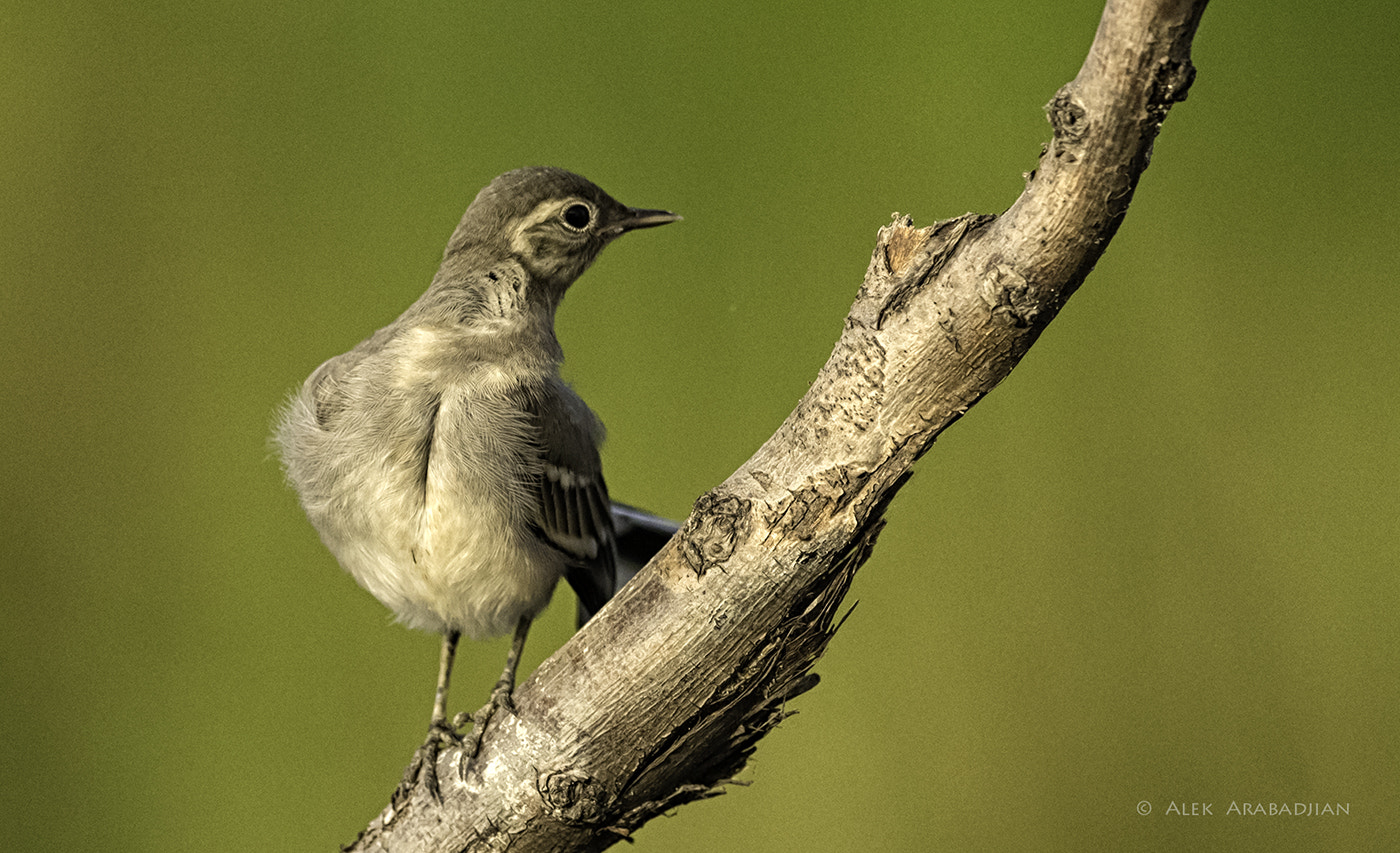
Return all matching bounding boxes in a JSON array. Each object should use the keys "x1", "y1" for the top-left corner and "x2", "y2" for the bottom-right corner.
[
  {"x1": 394, "y1": 630, "x2": 462, "y2": 805},
  {"x1": 430, "y1": 629, "x2": 461, "y2": 732},
  {"x1": 492, "y1": 613, "x2": 532, "y2": 712},
  {"x1": 460, "y1": 615, "x2": 532, "y2": 767}
]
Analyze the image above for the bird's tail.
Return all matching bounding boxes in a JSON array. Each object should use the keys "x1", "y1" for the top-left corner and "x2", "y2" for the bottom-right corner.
[{"x1": 573, "y1": 502, "x2": 680, "y2": 627}]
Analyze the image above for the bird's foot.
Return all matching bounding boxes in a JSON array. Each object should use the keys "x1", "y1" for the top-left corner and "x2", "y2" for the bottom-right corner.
[
  {"x1": 393, "y1": 717, "x2": 464, "y2": 806},
  {"x1": 458, "y1": 680, "x2": 518, "y2": 772}
]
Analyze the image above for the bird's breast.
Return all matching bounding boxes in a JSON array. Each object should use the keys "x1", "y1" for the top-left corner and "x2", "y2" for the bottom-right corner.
[{"x1": 394, "y1": 363, "x2": 546, "y2": 594}]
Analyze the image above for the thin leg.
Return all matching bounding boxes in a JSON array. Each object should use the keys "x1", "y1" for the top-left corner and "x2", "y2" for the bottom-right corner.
[
  {"x1": 431, "y1": 630, "x2": 461, "y2": 727},
  {"x1": 491, "y1": 615, "x2": 532, "y2": 712},
  {"x1": 394, "y1": 630, "x2": 463, "y2": 806}
]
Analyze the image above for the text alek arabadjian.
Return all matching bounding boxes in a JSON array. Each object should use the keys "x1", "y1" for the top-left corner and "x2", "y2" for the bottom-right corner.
[{"x1": 1155, "y1": 801, "x2": 1351, "y2": 817}]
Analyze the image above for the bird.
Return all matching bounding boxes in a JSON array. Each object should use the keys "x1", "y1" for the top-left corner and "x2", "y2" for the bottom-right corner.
[{"x1": 273, "y1": 166, "x2": 680, "y2": 801}]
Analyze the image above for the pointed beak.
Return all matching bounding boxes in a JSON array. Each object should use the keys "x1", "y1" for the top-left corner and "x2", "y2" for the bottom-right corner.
[{"x1": 606, "y1": 207, "x2": 682, "y2": 236}]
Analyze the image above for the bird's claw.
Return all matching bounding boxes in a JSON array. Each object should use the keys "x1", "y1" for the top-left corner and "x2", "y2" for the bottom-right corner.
[
  {"x1": 489, "y1": 677, "x2": 517, "y2": 716},
  {"x1": 393, "y1": 718, "x2": 464, "y2": 805},
  {"x1": 458, "y1": 684, "x2": 518, "y2": 775}
]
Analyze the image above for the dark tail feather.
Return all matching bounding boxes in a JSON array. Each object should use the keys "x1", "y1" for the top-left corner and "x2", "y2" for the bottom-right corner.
[
  {"x1": 610, "y1": 502, "x2": 681, "y2": 590},
  {"x1": 573, "y1": 502, "x2": 680, "y2": 627}
]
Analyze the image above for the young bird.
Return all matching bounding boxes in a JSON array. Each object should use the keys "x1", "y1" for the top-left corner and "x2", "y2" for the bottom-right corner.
[{"x1": 274, "y1": 167, "x2": 679, "y2": 799}]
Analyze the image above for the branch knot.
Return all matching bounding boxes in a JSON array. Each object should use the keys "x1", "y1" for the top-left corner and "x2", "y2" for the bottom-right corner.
[
  {"x1": 682, "y1": 492, "x2": 752, "y2": 577},
  {"x1": 538, "y1": 769, "x2": 612, "y2": 826},
  {"x1": 1046, "y1": 87, "x2": 1090, "y2": 154}
]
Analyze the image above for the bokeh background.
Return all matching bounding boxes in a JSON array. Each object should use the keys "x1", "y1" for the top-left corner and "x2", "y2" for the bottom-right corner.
[{"x1": 3, "y1": 1, "x2": 1397, "y2": 850}]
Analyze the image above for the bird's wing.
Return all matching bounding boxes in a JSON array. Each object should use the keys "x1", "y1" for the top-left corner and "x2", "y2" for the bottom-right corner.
[{"x1": 524, "y1": 383, "x2": 617, "y2": 626}]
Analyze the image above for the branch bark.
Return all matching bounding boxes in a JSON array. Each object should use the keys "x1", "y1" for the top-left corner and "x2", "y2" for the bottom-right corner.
[{"x1": 347, "y1": 0, "x2": 1208, "y2": 848}]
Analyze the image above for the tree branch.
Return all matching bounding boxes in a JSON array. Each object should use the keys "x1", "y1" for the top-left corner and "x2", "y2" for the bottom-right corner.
[{"x1": 346, "y1": 0, "x2": 1209, "y2": 849}]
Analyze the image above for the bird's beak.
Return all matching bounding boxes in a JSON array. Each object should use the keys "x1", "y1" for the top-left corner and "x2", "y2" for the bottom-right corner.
[{"x1": 607, "y1": 207, "x2": 682, "y2": 236}]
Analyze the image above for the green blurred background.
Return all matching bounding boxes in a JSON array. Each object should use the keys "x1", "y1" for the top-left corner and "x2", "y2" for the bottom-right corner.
[{"x1": 3, "y1": 0, "x2": 1397, "y2": 850}]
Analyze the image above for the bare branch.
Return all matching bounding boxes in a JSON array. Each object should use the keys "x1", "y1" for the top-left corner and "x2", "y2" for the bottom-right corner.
[{"x1": 347, "y1": 1, "x2": 1209, "y2": 849}]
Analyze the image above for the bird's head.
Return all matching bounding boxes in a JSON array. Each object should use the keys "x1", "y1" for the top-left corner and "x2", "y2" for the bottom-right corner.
[{"x1": 443, "y1": 167, "x2": 679, "y2": 295}]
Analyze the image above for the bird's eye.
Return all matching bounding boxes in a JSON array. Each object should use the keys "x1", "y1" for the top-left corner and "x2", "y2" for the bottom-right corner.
[{"x1": 561, "y1": 203, "x2": 592, "y2": 230}]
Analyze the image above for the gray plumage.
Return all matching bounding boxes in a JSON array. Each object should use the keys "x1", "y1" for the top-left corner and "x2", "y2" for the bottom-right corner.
[
  {"x1": 276, "y1": 167, "x2": 677, "y2": 641},
  {"x1": 273, "y1": 168, "x2": 678, "y2": 798}
]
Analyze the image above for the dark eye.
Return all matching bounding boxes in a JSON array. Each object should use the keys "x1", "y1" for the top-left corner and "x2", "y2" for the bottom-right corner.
[{"x1": 562, "y1": 203, "x2": 592, "y2": 230}]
